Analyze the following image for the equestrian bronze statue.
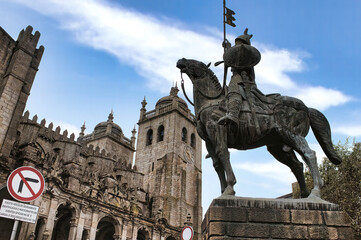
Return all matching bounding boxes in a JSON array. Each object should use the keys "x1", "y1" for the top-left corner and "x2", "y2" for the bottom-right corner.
[{"x1": 176, "y1": 29, "x2": 341, "y2": 199}]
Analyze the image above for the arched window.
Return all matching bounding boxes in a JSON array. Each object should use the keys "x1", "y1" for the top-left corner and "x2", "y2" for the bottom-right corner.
[
  {"x1": 181, "y1": 127, "x2": 187, "y2": 142},
  {"x1": 157, "y1": 125, "x2": 164, "y2": 142},
  {"x1": 95, "y1": 217, "x2": 117, "y2": 240},
  {"x1": 191, "y1": 133, "x2": 196, "y2": 148},
  {"x1": 137, "y1": 228, "x2": 149, "y2": 240},
  {"x1": 146, "y1": 129, "x2": 153, "y2": 145}
]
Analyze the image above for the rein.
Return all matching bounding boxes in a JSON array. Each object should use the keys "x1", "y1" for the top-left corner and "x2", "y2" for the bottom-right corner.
[
  {"x1": 180, "y1": 71, "x2": 224, "y2": 106},
  {"x1": 180, "y1": 72, "x2": 194, "y2": 106}
]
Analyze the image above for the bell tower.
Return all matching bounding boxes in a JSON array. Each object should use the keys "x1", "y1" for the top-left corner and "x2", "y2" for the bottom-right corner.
[{"x1": 135, "y1": 86, "x2": 202, "y2": 239}]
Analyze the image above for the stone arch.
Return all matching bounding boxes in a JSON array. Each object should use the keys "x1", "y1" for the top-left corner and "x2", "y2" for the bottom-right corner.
[
  {"x1": 190, "y1": 133, "x2": 196, "y2": 148},
  {"x1": 51, "y1": 202, "x2": 78, "y2": 240},
  {"x1": 95, "y1": 216, "x2": 120, "y2": 240},
  {"x1": 157, "y1": 125, "x2": 164, "y2": 142},
  {"x1": 136, "y1": 226, "x2": 150, "y2": 240},
  {"x1": 55, "y1": 200, "x2": 80, "y2": 219},
  {"x1": 146, "y1": 129, "x2": 153, "y2": 145},
  {"x1": 182, "y1": 127, "x2": 187, "y2": 142}
]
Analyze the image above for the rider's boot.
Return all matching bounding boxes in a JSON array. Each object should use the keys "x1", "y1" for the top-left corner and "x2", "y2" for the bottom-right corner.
[{"x1": 218, "y1": 94, "x2": 242, "y2": 127}]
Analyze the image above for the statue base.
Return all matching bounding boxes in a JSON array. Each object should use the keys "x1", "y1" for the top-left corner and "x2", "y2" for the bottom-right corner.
[{"x1": 202, "y1": 196, "x2": 355, "y2": 240}]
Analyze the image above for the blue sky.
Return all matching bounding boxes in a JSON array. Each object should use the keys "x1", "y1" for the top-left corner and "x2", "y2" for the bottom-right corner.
[{"x1": 1, "y1": 0, "x2": 361, "y2": 211}]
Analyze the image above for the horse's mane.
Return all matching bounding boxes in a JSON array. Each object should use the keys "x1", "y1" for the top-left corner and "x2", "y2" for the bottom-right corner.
[{"x1": 204, "y1": 65, "x2": 223, "y2": 92}]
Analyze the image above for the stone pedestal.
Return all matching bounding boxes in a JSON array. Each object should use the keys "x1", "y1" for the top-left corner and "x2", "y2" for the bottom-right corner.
[{"x1": 202, "y1": 196, "x2": 355, "y2": 240}]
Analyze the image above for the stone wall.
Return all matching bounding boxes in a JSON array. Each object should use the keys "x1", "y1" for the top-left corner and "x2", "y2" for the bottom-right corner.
[
  {"x1": 0, "y1": 26, "x2": 44, "y2": 156},
  {"x1": 135, "y1": 87, "x2": 202, "y2": 239},
  {"x1": 202, "y1": 196, "x2": 356, "y2": 240}
]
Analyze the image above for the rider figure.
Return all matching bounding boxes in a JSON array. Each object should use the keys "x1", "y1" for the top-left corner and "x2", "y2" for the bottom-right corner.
[{"x1": 218, "y1": 28, "x2": 262, "y2": 131}]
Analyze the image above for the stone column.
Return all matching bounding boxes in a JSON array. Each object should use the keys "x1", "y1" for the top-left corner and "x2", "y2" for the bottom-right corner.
[
  {"x1": 88, "y1": 209, "x2": 99, "y2": 240},
  {"x1": 131, "y1": 222, "x2": 138, "y2": 240},
  {"x1": 75, "y1": 209, "x2": 86, "y2": 239},
  {"x1": 43, "y1": 198, "x2": 59, "y2": 239},
  {"x1": 68, "y1": 218, "x2": 78, "y2": 240},
  {"x1": 121, "y1": 220, "x2": 128, "y2": 240},
  {"x1": 152, "y1": 229, "x2": 160, "y2": 240}
]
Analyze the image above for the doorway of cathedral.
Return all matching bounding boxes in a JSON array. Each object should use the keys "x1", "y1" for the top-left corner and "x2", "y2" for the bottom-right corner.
[
  {"x1": 95, "y1": 217, "x2": 116, "y2": 240},
  {"x1": 136, "y1": 228, "x2": 150, "y2": 240},
  {"x1": 51, "y1": 204, "x2": 73, "y2": 240}
]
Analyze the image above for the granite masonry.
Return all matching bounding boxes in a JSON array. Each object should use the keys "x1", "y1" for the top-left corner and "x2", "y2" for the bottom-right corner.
[{"x1": 0, "y1": 26, "x2": 202, "y2": 240}]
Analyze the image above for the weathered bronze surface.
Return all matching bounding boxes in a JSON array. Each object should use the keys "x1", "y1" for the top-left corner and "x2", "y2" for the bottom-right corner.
[{"x1": 176, "y1": 30, "x2": 341, "y2": 199}]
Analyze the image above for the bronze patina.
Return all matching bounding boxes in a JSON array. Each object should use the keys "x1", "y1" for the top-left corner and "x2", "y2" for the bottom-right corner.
[{"x1": 176, "y1": 30, "x2": 341, "y2": 199}]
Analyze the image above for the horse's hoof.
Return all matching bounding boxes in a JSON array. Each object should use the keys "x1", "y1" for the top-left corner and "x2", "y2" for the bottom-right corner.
[
  {"x1": 222, "y1": 186, "x2": 235, "y2": 196},
  {"x1": 307, "y1": 188, "x2": 321, "y2": 199}
]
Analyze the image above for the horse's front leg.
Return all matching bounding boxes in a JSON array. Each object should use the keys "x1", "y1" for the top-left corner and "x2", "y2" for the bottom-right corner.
[
  {"x1": 206, "y1": 118, "x2": 236, "y2": 196},
  {"x1": 205, "y1": 141, "x2": 227, "y2": 193},
  {"x1": 217, "y1": 146, "x2": 236, "y2": 196}
]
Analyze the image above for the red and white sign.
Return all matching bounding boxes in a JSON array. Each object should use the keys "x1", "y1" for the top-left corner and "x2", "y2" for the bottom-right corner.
[
  {"x1": 181, "y1": 226, "x2": 194, "y2": 240},
  {"x1": 7, "y1": 166, "x2": 45, "y2": 202}
]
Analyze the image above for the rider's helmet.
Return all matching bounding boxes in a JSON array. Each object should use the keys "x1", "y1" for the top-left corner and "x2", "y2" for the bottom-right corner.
[{"x1": 235, "y1": 28, "x2": 253, "y2": 45}]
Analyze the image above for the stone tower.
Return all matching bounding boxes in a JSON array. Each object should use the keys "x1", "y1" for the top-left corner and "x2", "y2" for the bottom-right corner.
[
  {"x1": 135, "y1": 86, "x2": 202, "y2": 239},
  {"x1": 0, "y1": 26, "x2": 44, "y2": 157}
]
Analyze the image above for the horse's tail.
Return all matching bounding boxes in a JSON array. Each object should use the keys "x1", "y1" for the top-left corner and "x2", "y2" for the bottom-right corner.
[{"x1": 308, "y1": 108, "x2": 342, "y2": 165}]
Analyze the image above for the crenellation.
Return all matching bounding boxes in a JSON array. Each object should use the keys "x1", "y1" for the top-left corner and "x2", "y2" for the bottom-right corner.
[
  {"x1": 70, "y1": 133, "x2": 75, "y2": 141},
  {"x1": 32, "y1": 114, "x2": 38, "y2": 123},
  {"x1": 16, "y1": 26, "x2": 41, "y2": 55},
  {"x1": 40, "y1": 118, "x2": 46, "y2": 126},
  {"x1": 62, "y1": 129, "x2": 68, "y2": 139},
  {"x1": 95, "y1": 145, "x2": 100, "y2": 154},
  {"x1": 101, "y1": 149, "x2": 106, "y2": 157},
  {"x1": 31, "y1": 45, "x2": 44, "y2": 70},
  {"x1": 55, "y1": 126, "x2": 61, "y2": 134}
]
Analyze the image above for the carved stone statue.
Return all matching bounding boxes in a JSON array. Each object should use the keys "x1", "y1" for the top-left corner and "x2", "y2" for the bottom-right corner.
[{"x1": 176, "y1": 29, "x2": 341, "y2": 199}]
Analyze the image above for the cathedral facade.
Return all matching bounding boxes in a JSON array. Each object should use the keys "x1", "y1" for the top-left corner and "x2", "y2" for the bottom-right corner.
[{"x1": 0, "y1": 26, "x2": 202, "y2": 240}]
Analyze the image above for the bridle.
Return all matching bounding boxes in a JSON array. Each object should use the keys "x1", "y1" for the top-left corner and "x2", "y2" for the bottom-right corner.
[{"x1": 180, "y1": 68, "x2": 224, "y2": 106}]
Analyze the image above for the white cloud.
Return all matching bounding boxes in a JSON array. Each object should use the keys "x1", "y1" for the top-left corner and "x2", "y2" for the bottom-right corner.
[
  {"x1": 334, "y1": 125, "x2": 361, "y2": 137},
  {"x1": 234, "y1": 161, "x2": 296, "y2": 185},
  {"x1": 13, "y1": 0, "x2": 352, "y2": 110},
  {"x1": 255, "y1": 44, "x2": 305, "y2": 89},
  {"x1": 294, "y1": 86, "x2": 352, "y2": 111}
]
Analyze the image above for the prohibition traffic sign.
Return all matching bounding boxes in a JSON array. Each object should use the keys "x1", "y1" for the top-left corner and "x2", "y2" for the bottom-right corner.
[
  {"x1": 7, "y1": 166, "x2": 45, "y2": 202},
  {"x1": 181, "y1": 226, "x2": 194, "y2": 240}
]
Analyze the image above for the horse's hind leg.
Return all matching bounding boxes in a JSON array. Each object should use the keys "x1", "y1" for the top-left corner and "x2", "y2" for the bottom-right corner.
[
  {"x1": 206, "y1": 141, "x2": 227, "y2": 193},
  {"x1": 267, "y1": 145, "x2": 309, "y2": 198},
  {"x1": 282, "y1": 133, "x2": 323, "y2": 198}
]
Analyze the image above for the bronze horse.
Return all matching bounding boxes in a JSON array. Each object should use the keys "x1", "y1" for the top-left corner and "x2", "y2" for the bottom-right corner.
[{"x1": 177, "y1": 58, "x2": 341, "y2": 198}]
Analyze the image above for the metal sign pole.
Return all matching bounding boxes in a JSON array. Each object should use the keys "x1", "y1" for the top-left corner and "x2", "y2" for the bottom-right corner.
[{"x1": 10, "y1": 220, "x2": 19, "y2": 240}]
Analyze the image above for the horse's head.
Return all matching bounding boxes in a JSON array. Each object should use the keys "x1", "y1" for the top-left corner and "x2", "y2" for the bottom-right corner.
[{"x1": 176, "y1": 58, "x2": 211, "y2": 82}]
